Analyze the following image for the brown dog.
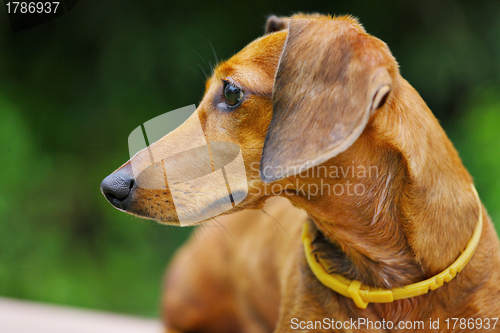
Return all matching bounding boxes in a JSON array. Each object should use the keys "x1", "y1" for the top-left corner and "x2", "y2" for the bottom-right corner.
[{"x1": 101, "y1": 14, "x2": 500, "y2": 332}]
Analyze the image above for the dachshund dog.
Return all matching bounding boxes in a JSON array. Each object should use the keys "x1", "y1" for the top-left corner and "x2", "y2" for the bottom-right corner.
[{"x1": 101, "y1": 14, "x2": 500, "y2": 332}]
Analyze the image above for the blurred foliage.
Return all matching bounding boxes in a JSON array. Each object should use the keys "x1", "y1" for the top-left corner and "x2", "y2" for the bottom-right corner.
[
  {"x1": 447, "y1": 87, "x2": 500, "y2": 225},
  {"x1": 0, "y1": 0, "x2": 499, "y2": 317}
]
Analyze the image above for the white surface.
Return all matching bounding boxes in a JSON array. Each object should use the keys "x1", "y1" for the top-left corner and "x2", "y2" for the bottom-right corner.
[{"x1": 0, "y1": 297, "x2": 163, "y2": 333}]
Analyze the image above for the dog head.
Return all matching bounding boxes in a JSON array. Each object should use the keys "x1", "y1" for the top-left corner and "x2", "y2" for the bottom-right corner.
[{"x1": 101, "y1": 14, "x2": 397, "y2": 225}]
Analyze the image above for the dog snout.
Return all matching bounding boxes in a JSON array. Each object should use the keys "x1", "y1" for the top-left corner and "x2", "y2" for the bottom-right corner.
[{"x1": 101, "y1": 164, "x2": 135, "y2": 210}]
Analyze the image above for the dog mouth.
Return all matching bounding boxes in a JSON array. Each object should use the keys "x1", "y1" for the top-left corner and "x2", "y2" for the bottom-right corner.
[{"x1": 101, "y1": 141, "x2": 250, "y2": 226}]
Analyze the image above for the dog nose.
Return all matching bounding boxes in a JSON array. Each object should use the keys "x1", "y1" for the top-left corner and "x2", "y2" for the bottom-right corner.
[{"x1": 101, "y1": 164, "x2": 135, "y2": 210}]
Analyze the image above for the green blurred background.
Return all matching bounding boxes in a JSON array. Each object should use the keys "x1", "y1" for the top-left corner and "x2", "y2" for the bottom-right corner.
[{"x1": 1, "y1": 0, "x2": 499, "y2": 318}]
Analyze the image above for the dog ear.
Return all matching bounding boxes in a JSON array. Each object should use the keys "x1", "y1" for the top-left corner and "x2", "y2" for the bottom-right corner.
[
  {"x1": 265, "y1": 15, "x2": 290, "y2": 34},
  {"x1": 260, "y1": 16, "x2": 393, "y2": 183}
]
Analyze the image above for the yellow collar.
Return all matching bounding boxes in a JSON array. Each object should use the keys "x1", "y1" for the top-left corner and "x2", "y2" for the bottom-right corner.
[{"x1": 302, "y1": 184, "x2": 483, "y2": 309}]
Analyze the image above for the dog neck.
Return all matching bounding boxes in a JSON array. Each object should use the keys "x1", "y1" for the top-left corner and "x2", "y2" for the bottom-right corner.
[
  {"x1": 285, "y1": 142, "x2": 424, "y2": 289},
  {"x1": 283, "y1": 76, "x2": 480, "y2": 290}
]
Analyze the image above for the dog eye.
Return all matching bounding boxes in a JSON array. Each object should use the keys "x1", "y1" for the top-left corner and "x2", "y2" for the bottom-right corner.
[{"x1": 224, "y1": 81, "x2": 244, "y2": 107}]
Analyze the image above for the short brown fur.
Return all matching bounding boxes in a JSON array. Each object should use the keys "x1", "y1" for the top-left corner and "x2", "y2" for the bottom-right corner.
[{"x1": 103, "y1": 14, "x2": 500, "y2": 333}]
